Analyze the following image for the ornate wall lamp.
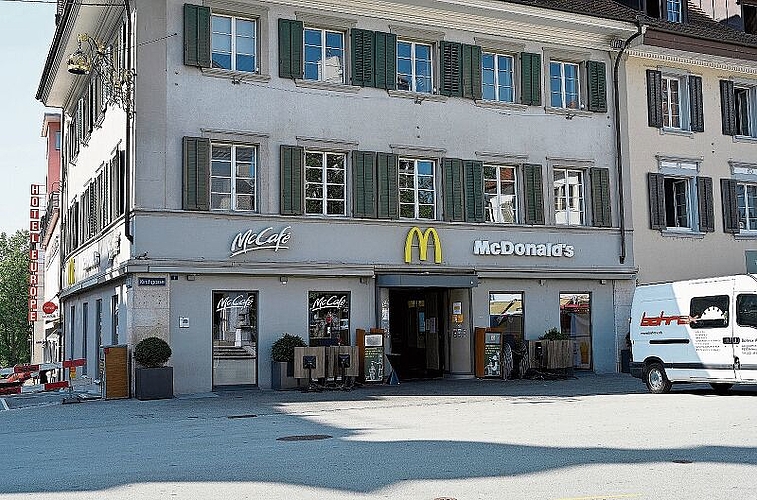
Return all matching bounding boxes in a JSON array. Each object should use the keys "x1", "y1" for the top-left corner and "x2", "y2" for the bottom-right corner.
[{"x1": 67, "y1": 33, "x2": 134, "y2": 111}]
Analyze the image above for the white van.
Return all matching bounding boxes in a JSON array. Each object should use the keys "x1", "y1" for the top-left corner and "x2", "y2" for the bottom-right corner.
[{"x1": 630, "y1": 274, "x2": 757, "y2": 393}]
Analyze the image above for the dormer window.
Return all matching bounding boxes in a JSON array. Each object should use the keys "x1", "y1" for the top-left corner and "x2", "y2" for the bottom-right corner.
[{"x1": 666, "y1": 0, "x2": 682, "y2": 22}]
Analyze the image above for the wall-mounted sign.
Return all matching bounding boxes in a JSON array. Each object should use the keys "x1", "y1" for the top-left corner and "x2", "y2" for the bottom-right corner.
[
  {"x1": 42, "y1": 301, "x2": 58, "y2": 315},
  {"x1": 28, "y1": 184, "x2": 44, "y2": 322},
  {"x1": 473, "y1": 240, "x2": 575, "y2": 258},
  {"x1": 138, "y1": 277, "x2": 166, "y2": 287},
  {"x1": 229, "y1": 226, "x2": 291, "y2": 257},
  {"x1": 404, "y1": 227, "x2": 442, "y2": 264}
]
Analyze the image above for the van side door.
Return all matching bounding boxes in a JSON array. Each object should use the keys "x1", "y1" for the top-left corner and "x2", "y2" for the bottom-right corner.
[
  {"x1": 735, "y1": 293, "x2": 757, "y2": 381},
  {"x1": 687, "y1": 295, "x2": 736, "y2": 381}
]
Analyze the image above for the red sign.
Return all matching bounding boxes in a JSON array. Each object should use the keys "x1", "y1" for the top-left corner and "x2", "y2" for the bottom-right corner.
[{"x1": 42, "y1": 301, "x2": 58, "y2": 314}]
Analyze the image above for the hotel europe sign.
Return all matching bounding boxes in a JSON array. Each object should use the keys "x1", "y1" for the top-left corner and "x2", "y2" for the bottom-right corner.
[{"x1": 404, "y1": 226, "x2": 576, "y2": 265}]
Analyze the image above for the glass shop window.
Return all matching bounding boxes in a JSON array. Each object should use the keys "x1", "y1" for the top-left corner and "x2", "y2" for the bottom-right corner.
[{"x1": 308, "y1": 291, "x2": 350, "y2": 346}]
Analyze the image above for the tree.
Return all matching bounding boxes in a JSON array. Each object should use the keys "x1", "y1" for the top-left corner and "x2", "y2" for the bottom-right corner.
[{"x1": 0, "y1": 230, "x2": 30, "y2": 367}]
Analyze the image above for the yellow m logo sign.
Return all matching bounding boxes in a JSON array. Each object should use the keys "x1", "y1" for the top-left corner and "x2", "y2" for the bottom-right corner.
[
  {"x1": 66, "y1": 259, "x2": 76, "y2": 286},
  {"x1": 404, "y1": 227, "x2": 442, "y2": 264}
]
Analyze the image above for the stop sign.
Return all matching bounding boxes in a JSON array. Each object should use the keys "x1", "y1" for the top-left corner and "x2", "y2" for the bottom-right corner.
[{"x1": 42, "y1": 301, "x2": 57, "y2": 314}]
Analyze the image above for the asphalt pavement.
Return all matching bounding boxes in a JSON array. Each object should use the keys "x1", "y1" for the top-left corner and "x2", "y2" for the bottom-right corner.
[{"x1": 1, "y1": 373, "x2": 756, "y2": 500}]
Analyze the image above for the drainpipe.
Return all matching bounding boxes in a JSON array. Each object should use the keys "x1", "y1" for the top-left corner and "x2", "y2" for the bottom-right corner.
[
  {"x1": 612, "y1": 19, "x2": 644, "y2": 265},
  {"x1": 124, "y1": 0, "x2": 134, "y2": 243}
]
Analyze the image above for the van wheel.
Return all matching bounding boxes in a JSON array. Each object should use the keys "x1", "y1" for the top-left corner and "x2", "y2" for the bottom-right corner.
[
  {"x1": 644, "y1": 362, "x2": 672, "y2": 394},
  {"x1": 710, "y1": 383, "x2": 732, "y2": 395}
]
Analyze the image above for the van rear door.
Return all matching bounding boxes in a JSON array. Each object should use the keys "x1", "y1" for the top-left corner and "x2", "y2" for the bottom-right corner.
[{"x1": 734, "y1": 292, "x2": 757, "y2": 381}]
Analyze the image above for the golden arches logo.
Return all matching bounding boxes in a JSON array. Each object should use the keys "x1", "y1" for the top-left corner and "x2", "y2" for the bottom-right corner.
[{"x1": 404, "y1": 227, "x2": 442, "y2": 264}]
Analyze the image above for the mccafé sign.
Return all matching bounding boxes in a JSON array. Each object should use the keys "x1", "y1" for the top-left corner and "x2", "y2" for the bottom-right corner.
[
  {"x1": 29, "y1": 184, "x2": 45, "y2": 322},
  {"x1": 404, "y1": 227, "x2": 442, "y2": 264}
]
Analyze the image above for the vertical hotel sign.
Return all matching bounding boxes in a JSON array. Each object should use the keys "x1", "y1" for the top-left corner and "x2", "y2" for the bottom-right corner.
[{"x1": 28, "y1": 184, "x2": 44, "y2": 322}]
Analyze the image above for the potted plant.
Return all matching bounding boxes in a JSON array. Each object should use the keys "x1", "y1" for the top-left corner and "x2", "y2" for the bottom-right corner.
[
  {"x1": 134, "y1": 336, "x2": 173, "y2": 400},
  {"x1": 532, "y1": 327, "x2": 573, "y2": 371},
  {"x1": 271, "y1": 333, "x2": 306, "y2": 390}
]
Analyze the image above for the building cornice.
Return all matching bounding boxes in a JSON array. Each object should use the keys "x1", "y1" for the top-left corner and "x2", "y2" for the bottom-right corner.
[
  {"x1": 627, "y1": 48, "x2": 757, "y2": 75},
  {"x1": 267, "y1": 0, "x2": 637, "y2": 49}
]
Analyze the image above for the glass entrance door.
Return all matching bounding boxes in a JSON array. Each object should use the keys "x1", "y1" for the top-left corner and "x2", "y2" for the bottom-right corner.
[
  {"x1": 388, "y1": 289, "x2": 444, "y2": 379},
  {"x1": 212, "y1": 291, "x2": 258, "y2": 387}
]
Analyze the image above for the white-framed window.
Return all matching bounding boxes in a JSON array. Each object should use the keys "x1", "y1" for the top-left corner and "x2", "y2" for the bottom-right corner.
[
  {"x1": 484, "y1": 164, "x2": 518, "y2": 223},
  {"x1": 667, "y1": 0, "x2": 682, "y2": 22},
  {"x1": 211, "y1": 14, "x2": 257, "y2": 72},
  {"x1": 662, "y1": 76, "x2": 683, "y2": 129},
  {"x1": 550, "y1": 61, "x2": 580, "y2": 109},
  {"x1": 304, "y1": 27, "x2": 345, "y2": 83},
  {"x1": 735, "y1": 86, "x2": 757, "y2": 137},
  {"x1": 738, "y1": 183, "x2": 757, "y2": 231},
  {"x1": 305, "y1": 151, "x2": 346, "y2": 216},
  {"x1": 399, "y1": 158, "x2": 435, "y2": 219},
  {"x1": 553, "y1": 167, "x2": 585, "y2": 225},
  {"x1": 482, "y1": 53, "x2": 514, "y2": 103},
  {"x1": 663, "y1": 176, "x2": 692, "y2": 229},
  {"x1": 210, "y1": 143, "x2": 256, "y2": 211},
  {"x1": 397, "y1": 40, "x2": 433, "y2": 93}
]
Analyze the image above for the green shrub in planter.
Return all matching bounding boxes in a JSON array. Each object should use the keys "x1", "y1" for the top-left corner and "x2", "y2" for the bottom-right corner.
[
  {"x1": 271, "y1": 333, "x2": 307, "y2": 363},
  {"x1": 134, "y1": 337, "x2": 172, "y2": 367},
  {"x1": 540, "y1": 327, "x2": 570, "y2": 341}
]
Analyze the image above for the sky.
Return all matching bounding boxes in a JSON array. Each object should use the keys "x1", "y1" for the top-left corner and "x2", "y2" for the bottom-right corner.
[{"x1": 0, "y1": 1, "x2": 57, "y2": 236}]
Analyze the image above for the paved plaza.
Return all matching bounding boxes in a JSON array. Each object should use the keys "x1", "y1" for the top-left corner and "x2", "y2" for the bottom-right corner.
[{"x1": 1, "y1": 374, "x2": 756, "y2": 500}]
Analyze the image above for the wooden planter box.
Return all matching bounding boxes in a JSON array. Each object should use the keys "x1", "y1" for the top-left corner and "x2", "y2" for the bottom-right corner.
[
  {"x1": 529, "y1": 340, "x2": 574, "y2": 371},
  {"x1": 135, "y1": 366, "x2": 173, "y2": 400},
  {"x1": 271, "y1": 361, "x2": 300, "y2": 390}
]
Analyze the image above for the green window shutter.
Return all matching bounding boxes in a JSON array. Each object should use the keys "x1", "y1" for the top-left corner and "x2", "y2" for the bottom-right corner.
[
  {"x1": 523, "y1": 163, "x2": 545, "y2": 225},
  {"x1": 689, "y1": 75, "x2": 705, "y2": 132},
  {"x1": 587, "y1": 61, "x2": 607, "y2": 113},
  {"x1": 721, "y1": 178, "x2": 740, "y2": 233},
  {"x1": 374, "y1": 31, "x2": 397, "y2": 90},
  {"x1": 462, "y1": 44, "x2": 482, "y2": 100},
  {"x1": 182, "y1": 136, "x2": 210, "y2": 211},
  {"x1": 352, "y1": 150, "x2": 377, "y2": 218},
  {"x1": 646, "y1": 69, "x2": 663, "y2": 128},
  {"x1": 720, "y1": 80, "x2": 736, "y2": 136},
  {"x1": 351, "y1": 29, "x2": 375, "y2": 87},
  {"x1": 697, "y1": 176, "x2": 715, "y2": 232},
  {"x1": 442, "y1": 158, "x2": 465, "y2": 221},
  {"x1": 278, "y1": 19, "x2": 304, "y2": 79},
  {"x1": 280, "y1": 145, "x2": 304, "y2": 215},
  {"x1": 520, "y1": 53, "x2": 541, "y2": 106},
  {"x1": 440, "y1": 41, "x2": 462, "y2": 97},
  {"x1": 590, "y1": 167, "x2": 612, "y2": 228},
  {"x1": 183, "y1": 4, "x2": 211, "y2": 67},
  {"x1": 376, "y1": 152, "x2": 399, "y2": 219},
  {"x1": 464, "y1": 160, "x2": 485, "y2": 222},
  {"x1": 647, "y1": 172, "x2": 666, "y2": 230}
]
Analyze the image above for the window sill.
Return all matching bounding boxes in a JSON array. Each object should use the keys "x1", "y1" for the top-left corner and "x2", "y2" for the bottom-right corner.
[
  {"x1": 659, "y1": 127, "x2": 694, "y2": 138},
  {"x1": 733, "y1": 135, "x2": 757, "y2": 144},
  {"x1": 660, "y1": 229, "x2": 705, "y2": 239},
  {"x1": 475, "y1": 100, "x2": 528, "y2": 113},
  {"x1": 293, "y1": 79, "x2": 360, "y2": 93},
  {"x1": 735, "y1": 232, "x2": 757, "y2": 240},
  {"x1": 387, "y1": 90, "x2": 448, "y2": 103},
  {"x1": 544, "y1": 107, "x2": 592, "y2": 118},
  {"x1": 201, "y1": 68, "x2": 271, "y2": 83}
]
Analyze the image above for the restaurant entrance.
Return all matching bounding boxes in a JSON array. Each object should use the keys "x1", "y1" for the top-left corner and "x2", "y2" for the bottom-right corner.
[{"x1": 388, "y1": 288, "x2": 445, "y2": 380}]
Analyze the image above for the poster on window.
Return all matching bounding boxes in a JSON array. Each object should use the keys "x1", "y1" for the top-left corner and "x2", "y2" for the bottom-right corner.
[
  {"x1": 308, "y1": 292, "x2": 350, "y2": 346},
  {"x1": 212, "y1": 291, "x2": 258, "y2": 345}
]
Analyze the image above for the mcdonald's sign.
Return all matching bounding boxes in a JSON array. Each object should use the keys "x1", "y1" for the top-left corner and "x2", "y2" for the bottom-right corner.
[{"x1": 404, "y1": 227, "x2": 442, "y2": 264}]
